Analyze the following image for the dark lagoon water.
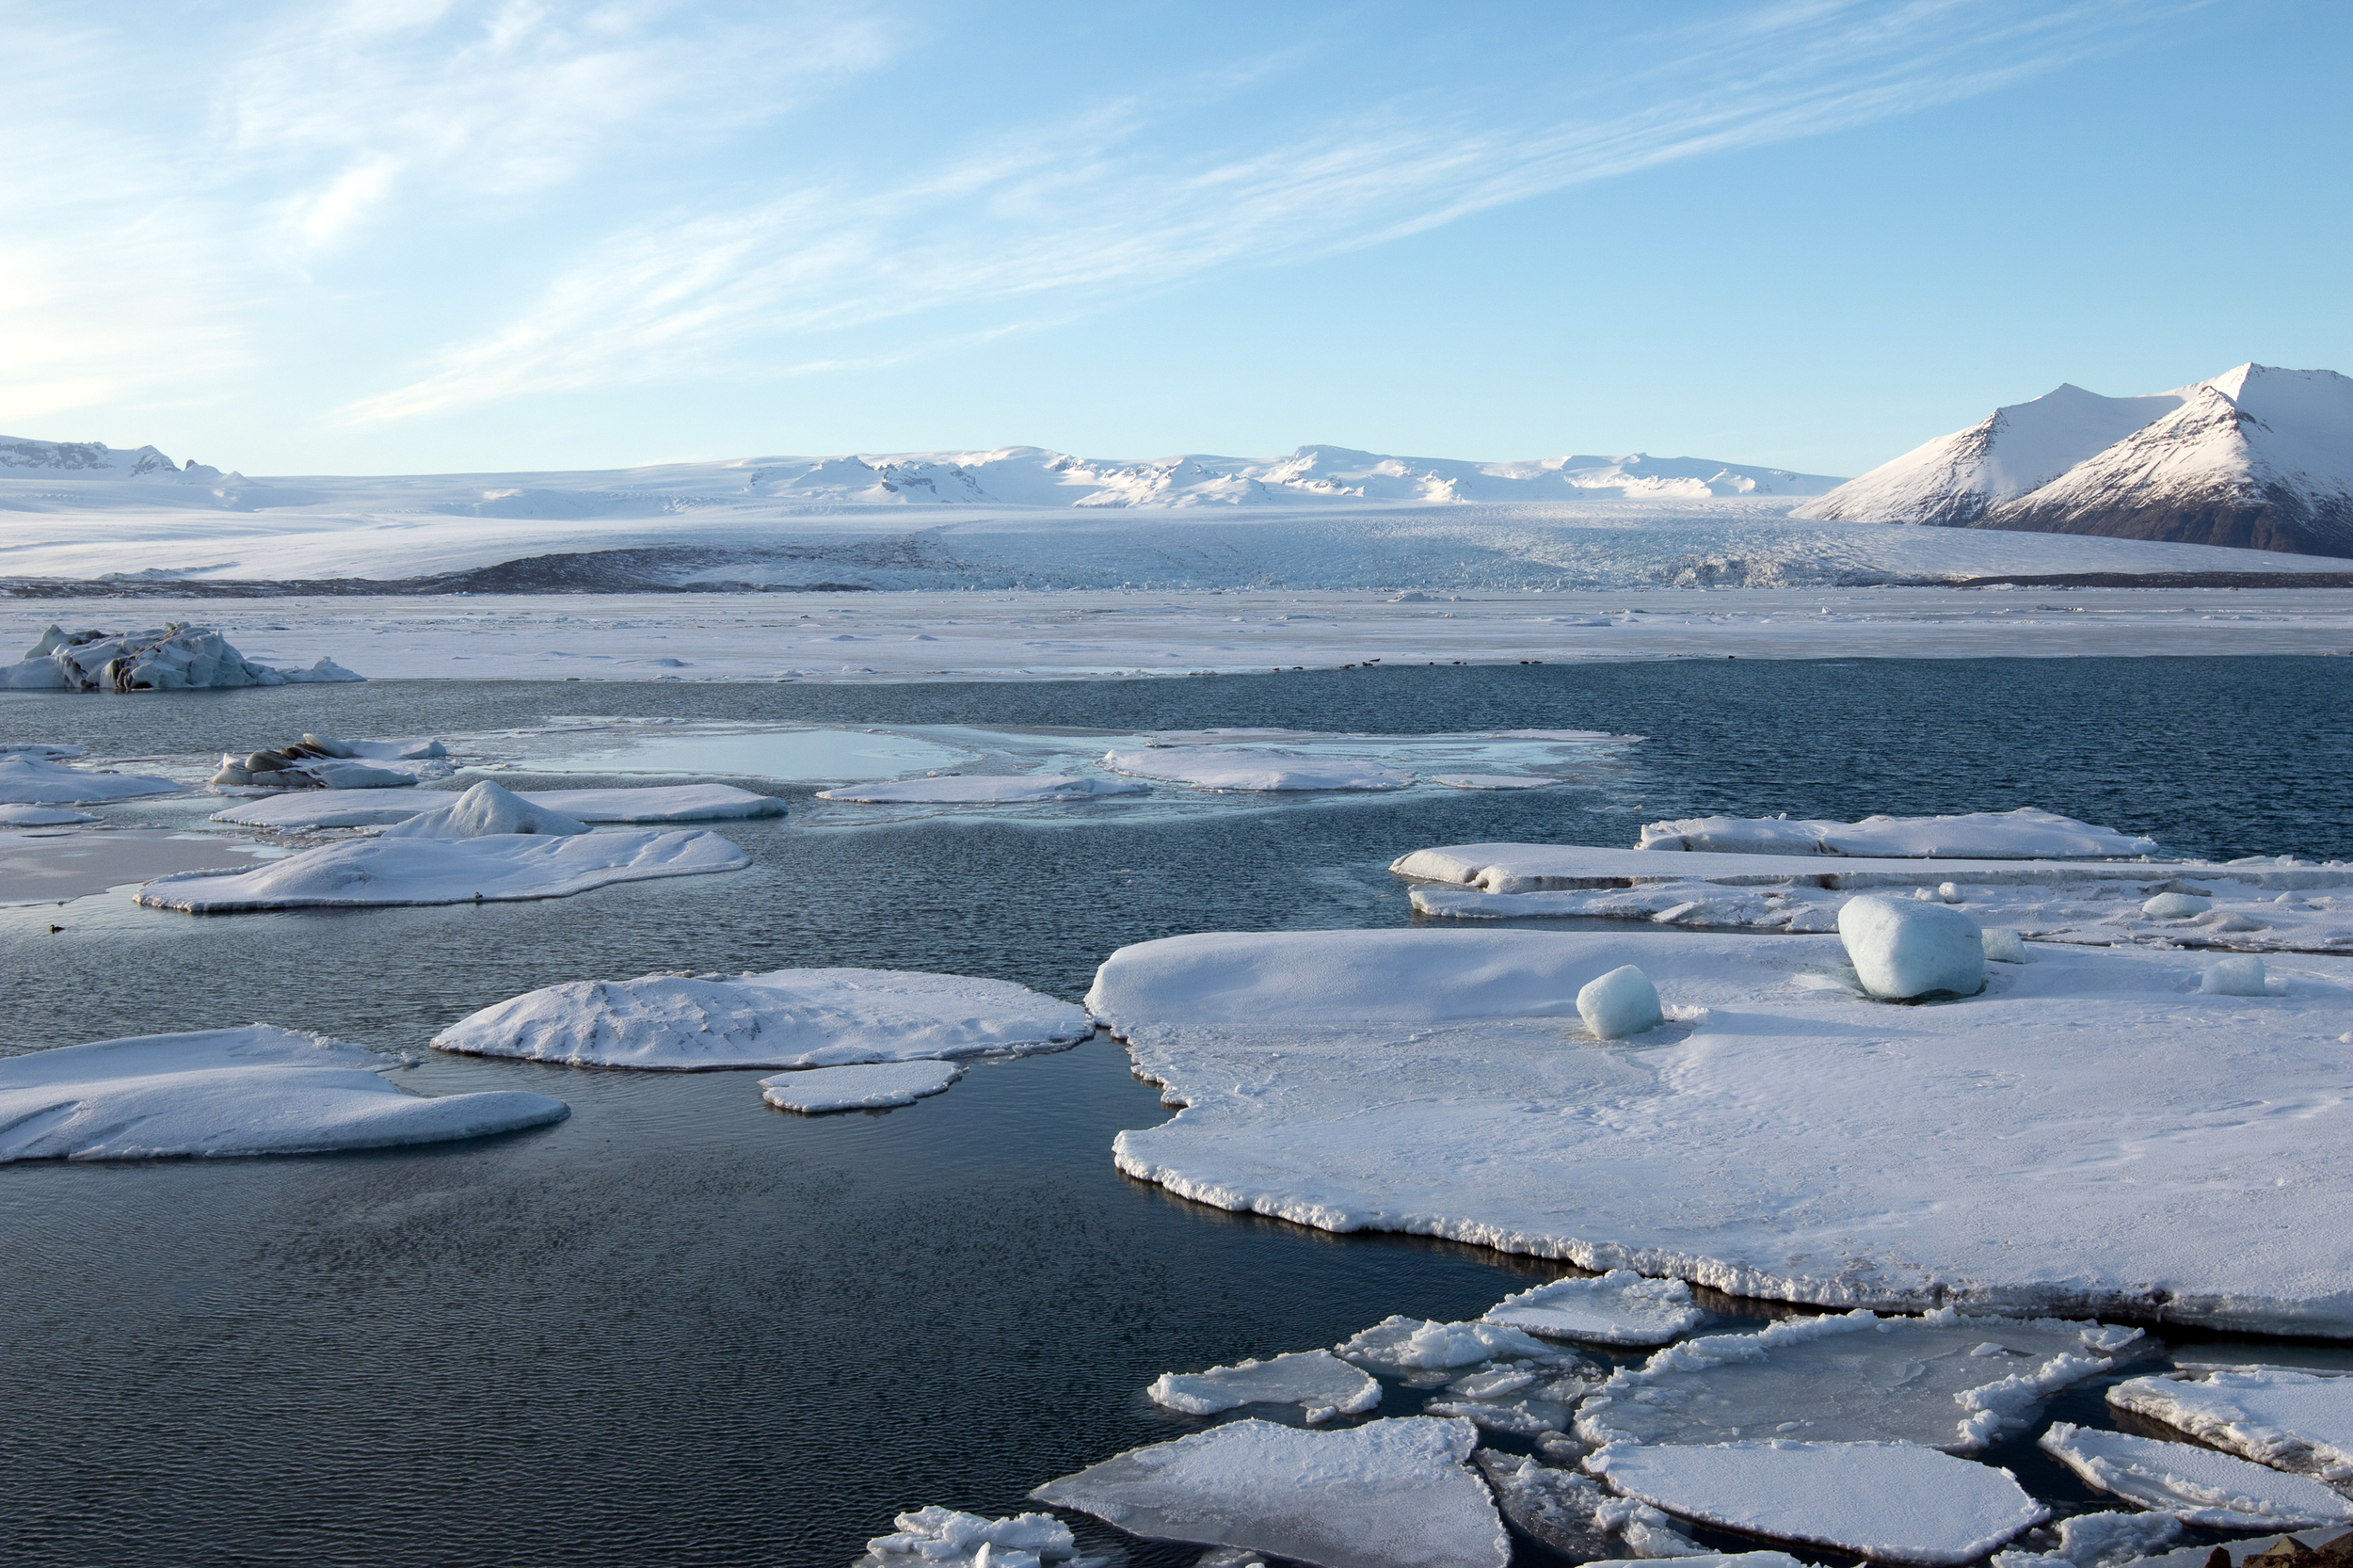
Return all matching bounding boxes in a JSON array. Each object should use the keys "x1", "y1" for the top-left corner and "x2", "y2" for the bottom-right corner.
[{"x1": 4, "y1": 658, "x2": 2349, "y2": 1567}]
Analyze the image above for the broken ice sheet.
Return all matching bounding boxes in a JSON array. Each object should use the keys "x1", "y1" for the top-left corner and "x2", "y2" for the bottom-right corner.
[
  {"x1": 1992, "y1": 1510, "x2": 2182, "y2": 1568},
  {"x1": 1575, "y1": 1308, "x2": 2139, "y2": 1453},
  {"x1": 1471, "y1": 1451, "x2": 1704, "y2": 1560},
  {"x1": 1146, "y1": 1350, "x2": 1380, "y2": 1423},
  {"x1": 2107, "y1": 1368, "x2": 2353, "y2": 1482},
  {"x1": 2038, "y1": 1424, "x2": 2353, "y2": 1528},
  {"x1": 1484, "y1": 1269, "x2": 1709, "y2": 1348},
  {"x1": 854, "y1": 1503, "x2": 1105, "y2": 1567}
]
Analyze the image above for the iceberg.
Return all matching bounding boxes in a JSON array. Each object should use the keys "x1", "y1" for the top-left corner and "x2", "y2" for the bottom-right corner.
[
  {"x1": 758, "y1": 1060, "x2": 962, "y2": 1112},
  {"x1": 1483, "y1": 1270, "x2": 1709, "y2": 1347},
  {"x1": 1837, "y1": 894, "x2": 1986, "y2": 999},
  {"x1": 1146, "y1": 1350, "x2": 1382, "y2": 1421},
  {"x1": 2038, "y1": 1424, "x2": 2353, "y2": 1528},
  {"x1": 1030, "y1": 1416, "x2": 1509, "y2": 1568},
  {"x1": 816, "y1": 775, "x2": 1146, "y2": 803},
  {"x1": 2108, "y1": 1368, "x2": 2353, "y2": 1482},
  {"x1": 1589, "y1": 1439, "x2": 2048, "y2": 1566},
  {"x1": 134, "y1": 828, "x2": 746, "y2": 911},
  {"x1": 1639, "y1": 808, "x2": 2159, "y2": 859},
  {"x1": 0, "y1": 1025, "x2": 568, "y2": 1161},
  {"x1": 1100, "y1": 747, "x2": 1412, "y2": 792},
  {"x1": 0, "y1": 754, "x2": 181, "y2": 805},
  {"x1": 1574, "y1": 1309, "x2": 2137, "y2": 1453},
  {"x1": 0, "y1": 623, "x2": 361, "y2": 692},
  {"x1": 434, "y1": 968, "x2": 1093, "y2": 1069}
]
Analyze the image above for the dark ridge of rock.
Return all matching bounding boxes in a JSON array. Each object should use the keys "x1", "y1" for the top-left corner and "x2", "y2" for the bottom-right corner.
[{"x1": 1976, "y1": 482, "x2": 2353, "y2": 561}]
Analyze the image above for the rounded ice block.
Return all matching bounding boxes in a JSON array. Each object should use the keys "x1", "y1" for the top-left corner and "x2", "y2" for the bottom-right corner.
[{"x1": 1838, "y1": 895, "x2": 1986, "y2": 1000}]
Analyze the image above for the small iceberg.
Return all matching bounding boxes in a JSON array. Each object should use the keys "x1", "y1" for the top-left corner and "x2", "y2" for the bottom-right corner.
[
  {"x1": 0, "y1": 623, "x2": 360, "y2": 691},
  {"x1": 1100, "y1": 746, "x2": 1412, "y2": 792},
  {"x1": 211, "y1": 733, "x2": 450, "y2": 789},
  {"x1": 0, "y1": 1025, "x2": 568, "y2": 1161},
  {"x1": 1147, "y1": 1350, "x2": 1382, "y2": 1422},
  {"x1": 2038, "y1": 1424, "x2": 2353, "y2": 1528},
  {"x1": 1483, "y1": 1270, "x2": 1707, "y2": 1347},
  {"x1": 817, "y1": 775, "x2": 1146, "y2": 804},
  {"x1": 759, "y1": 1060, "x2": 963, "y2": 1113},
  {"x1": 0, "y1": 753, "x2": 181, "y2": 806}
]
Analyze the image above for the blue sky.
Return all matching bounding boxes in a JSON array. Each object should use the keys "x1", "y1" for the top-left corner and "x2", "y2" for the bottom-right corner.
[{"x1": 5, "y1": 0, "x2": 2345, "y2": 476}]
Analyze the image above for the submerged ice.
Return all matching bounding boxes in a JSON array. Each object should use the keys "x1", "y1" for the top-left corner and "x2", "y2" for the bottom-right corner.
[
  {"x1": 759, "y1": 1060, "x2": 964, "y2": 1113},
  {"x1": 0, "y1": 754, "x2": 180, "y2": 805}
]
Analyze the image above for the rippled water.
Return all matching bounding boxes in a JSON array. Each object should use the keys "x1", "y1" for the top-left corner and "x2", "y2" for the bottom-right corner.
[{"x1": 3, "y1": 657, "x2": 2348, "y2": 1567}]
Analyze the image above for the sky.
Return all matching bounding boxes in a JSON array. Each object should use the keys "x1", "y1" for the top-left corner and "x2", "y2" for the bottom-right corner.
[{"x1": 3, "y1": 0, "x2": 2347, "y2": 478}]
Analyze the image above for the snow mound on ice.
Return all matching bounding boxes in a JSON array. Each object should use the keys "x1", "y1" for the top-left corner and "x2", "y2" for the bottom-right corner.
[
  {"x1": 854, "y1": 1504, "x2": 1086, "y2": 1567},
  {"x1": 1575, "y1": 1309, "x2": 2132, "y2": 1453},
  {"x1": 1484, "y1": 1271, "x2": 1707, "y2": 1347},
  {"x1": 1472, "y1": 1451, "x2": 1709, "y2": 1560},
  {"x1": 1639, "y1": 808, "x2": 2157, "y2": 859},
  {"x1": 2038, "y1": 1423, "x2": 2353, "y2": 1528},
  {"x1": 1147, "y1": 1350, "x2": 1381, "y2": 1420},
  {"x1": 212, "y1": 793, "x2": 437, "y2": 830},
  {"x1": 1838, "y1": 894, "x2": 1986, "y2": 999},
  {"x1": 1088, "y1": 929, "x2": 1592, "y2": 1029},
  {"x1": 1590, "y1": 1439, "x2": 2048, "y2": 1565},
  {"x1": 0, "y1": 623, "x2": 360, "y2": 691},
  {"x1": 0, "y1": 1025, "x2": 567, "y2": 1161},
  {"x1": 380, "y1": 781, "x2": 587, "y2": 839},
  {"x1": 816, "y1": 774, "x2": 1146, "y2": 804},
  {"x1": 1100, "y1": 747, "x2": 1412, "y2": 792},
  {"x1": 759, "y1": 1060, "x2": 962, "y2": 1113},
  {"x1": 134, "y1": 828, "x2": 745, "y2": 911},
  {"x1": 0, "y1": 754, "x2": 181, "y2": 805},
  {"x1": 214, "y1": 783, "x2": 783, "y2": 831},
  {"x1": 2108, "y1": 1368, "x2": 2353, "y2": 1482},
  {"x1": 434, "y1": 967, "x2": 1092, "y2": 1069},
  {"x1": 1030, "y1": 1416, "x2": 1509, "y2": 1568},
  {"x1": 1993, "y1": 1510, "x2": 2183, "y2": 1568},
  {"x1": 0, "y1": 803, "x2": 99, "y2": 825}
]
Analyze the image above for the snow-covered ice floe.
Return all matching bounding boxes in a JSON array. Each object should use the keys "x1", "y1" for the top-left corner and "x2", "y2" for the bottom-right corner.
[
  {"x1": 1638, "y1": 808, "x2": 2160, "y2": 859},
  {"x1": 758, "y1": 1060, "x2": 962, "y2": 1113},
  {"x1": 0, "y1": 753, "x2": 181, "y2": 805},
  {"x1": 855, "y1": 1504, "x2": 1099, "y2": 1568},
  {"x1": 380, "y1": 781, "x2": 587, "y2": 838},
  {"x1": 1100, "y1": 747, "x2": 1413, "y2": 792},
  {"x1": 2107, "y1": 1368, "x2": 2353, "y2": 1482},
  {"x1": 433, "y1": 968, "x2": 1092, "y2": 1069},
  {"x1": 0, "y1": 1025, "x2": 567, "y2": 1161},
  {"x1": 1088, "y1": 927, "x2": 2353, "y2": 1332},
  {"x1": 211, "y1": 782, "x2": 783, "y2": 831},
  {"x1": 815, "y1": 774, "x2": 1147, "y2": 804},
  {"x1": 0, "y1": 623, "x2": 359, "y2": 691},
  {"x1": 2037, "y1": 1424, "x2": 2353, "y2": 1528},
  {"x1": 1990, "y1": 1509, "x2": 2183, "y2": 1568},
  {"x1": 1030, "y1": 1416, "x2": 1509, "y2": 1568},
  {"x1": 1574, "y1": 1307, "x2": 2142, "y2": 1453},
  {"x1": 1471, "y1": 1451, "x2": 1710, "y2": 1560},
  {"x1": 1589, "y1": 1439, "x2": 2049, "y2": 1566},
  {"x1": 1334, "y1": 1316, "x2": 1600, "y2": 1434},
  {"x1": 1147, "y1": 1350, "x2": 1382, "y2": 1422},
  {"x1": 0, "y1": 804, "x2": 98, "y2": 825},
  {"x1": 1482, "y1": 1270, "x2": 1708, "y2": 1347}
]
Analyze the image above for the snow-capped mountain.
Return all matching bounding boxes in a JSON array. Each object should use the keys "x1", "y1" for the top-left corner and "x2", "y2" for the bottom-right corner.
[
  {"x1": 1797, "y1": 364, "x2": 2353, "y2": 558},
  {"x1": 0, "y1": 437, "x2": 232, "y2": 485}
]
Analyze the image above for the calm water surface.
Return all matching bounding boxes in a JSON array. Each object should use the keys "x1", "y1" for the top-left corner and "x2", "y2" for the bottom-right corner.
[{"x1": 3, "y1": 659, "x2": 2348, "y2": 1567}]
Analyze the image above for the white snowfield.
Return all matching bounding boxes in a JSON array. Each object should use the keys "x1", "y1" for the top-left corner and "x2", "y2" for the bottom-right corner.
[
  {"x1": 212, "y1": 782, "x2": 784, "y2": 831},
  {"x1": 2037, "y1": 1424, "x2": 2353, "y2": 1528},
  {"x1": 758, "y1": 1060, "x2": 963, "y2": 1113},
  {"x1": 1146, "y1": 1350, "x2": 1383, "y2": 1421},
  {"x1": 1572, "y1": 1308, "x2": 2140, "y2": 1453},
  {"x1": 0, "y1": 753, "x2": 181, "y2": 805},
  {"x1": 0, "y1": 622, "x2": 359, "y2": 691},
  {"x1": 1638, "y1": 808, "x2": 2159, "y2": 859},
  {"x1": 2107, "y1": 1368, "x2": 2353, "y2": 1482},
  {"x1": 815, "y1": 774, "x2": 1145, "y2": 804},
  {"x1": 1588, "y1": 1440, "x2": 2049, "y2": 1566},
  {"x1": 0, "y1": 1026, "x2": 568, "y2": 1162},
  {"x1": 432, "y1": 968, "x2": 1093, "y2": 1069},
  {"x1": 1087, "y1": 927, "x2": 2353, "y2": 1333},
  {"x1": 1101, "y1": 746, "x2": 1413, "y2": 792},
  {"x1": 133, "y1": 827, "x2": 746, "y2": 912},
  {"x1": 1482, "y1": 1270, "x2": 1709, "y2": 1347},
  {"x1": 1030, "y1": 1416, "x2": 1510, "y2": 1568}
]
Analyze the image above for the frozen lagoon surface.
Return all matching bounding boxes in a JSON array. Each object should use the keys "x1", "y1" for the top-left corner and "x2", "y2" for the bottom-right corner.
[{"x1": 2, "y1": 658, "x2": 2348, "y2": 1565}]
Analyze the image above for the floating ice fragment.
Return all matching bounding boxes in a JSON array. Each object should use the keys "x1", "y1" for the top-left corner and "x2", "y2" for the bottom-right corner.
[
  {"x1": 2039, "y1": 1423, "x2": 2353, "y2": 1528},
  {"x1": 0, "y1": 754, "x2": 180, "y2": 805},
  {"x1": 855, "y1": 1504, "x2": 1086, "y2": 1567},
  {"x1": 135, "y1": 828, "x2": 746, "y2": 911},
  {"x1": 1838, "y1": 895, "x2": 1986, "y2": 999},
  {"x1": 1638, "y1": 808, "x2": 2158, "y2": 859},
  {"x1": 2108, "y1": 1368, "x2": 2353, "y2": 1482},
  {"x1": 381, "y1": 781, "x2": 588, "y2": 838},
  {"x1": 1432, "y1": 775, "x2": 1563, "y2": 791},
  {"x1": 1483, "y1": 1271, "x2": 1708, "y2": 1347},
  {"x1": 1336, "y1": 1315, "x2": 1559, "y2": 1372},
  {"x1": 1100, "y1": 747, "x2": 1412, "y2": 792},
  {"x1": 1471, "y1": 1451, "x2": 1708, "y2": 1560},
  {"x1": 1993, "y1": 1510, "x2": 2185, "y2": 1568},
  {"x1": 2201, "y1": 955, "x2": 2268, "y2": 996},
  {"x1": 2145, "y1": 892, "x2": 2215, "y2": 920},
  {"x1": 1589, "y1": 1439, "x2": 2049, "y2": 1566},
  {"x1": 1578, "y1": 966, "x2": 1665, "y2": 1039},
  {"x1": 759, "y1": 1060, "x2": 963, "y2": 1113},
  {"x1": 1146, "y1": 1350, "x2": 1380, "y2": 1420},
  {"x1": 817, "y1": 775, "x2": 1146, "y2": 804},
  {"x1": 0, "y1": 622, "x2": 362, "y2": 691},
  {"x1": 1982, "y1": 928, "x2": 2034, "y2": 964},
  {"x1": 1030, "y1": 1416, "x2": 1509, "y2": 1568}
]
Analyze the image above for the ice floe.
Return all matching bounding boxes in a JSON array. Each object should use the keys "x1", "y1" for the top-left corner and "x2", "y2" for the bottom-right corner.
[
  {"x1": 210, "y1": 782, "x2": 784, "y2": 832},
  {"x1": 1089, "y1": 927, "x2": 2353, "y2": 1332},
  {"x1": 2108, "y1": 1368, "x2": 2353, "y2": 1482},
  {"x1": 0, "y1": 623, "x2": 360, "y2": 691},
  {"x1": 1335, "y1": 1315, "x2": 1563, "y2": 1372},
  {"x1": 1483, "y1": 1271, "x2": 1709, "y2": 1347},
  {"x1": 816, "y1": 775, "x2": 1147, "y2": 804},
  {"x1": 433, "y1": 968, "x2": 1092, "y2": 1069},
  {"x1": 1100, "y1": 747, "x2": 1412, "y2": 792},
  {"x1": 1574, "y1": 1308, "x2": 2137, "y2": 1452},
  {"x1": 0, "y1": 753, "x2": 181, "y2": 805},
  {"x1": 1332, "y1": 1315, "x2": 1599, "y2": 1432},
  {"x1": 134, "y1": 827, "x2": 745, "y2": 911},
  {"x1": 1471, "y1": 1451, "x2": 1707, "y2": 1560},
  {"x1": 2037, "y1": 1424, "x2": 2353, "y2": 1528},
  {"x1": 380, "y1": 781, "x2": 587, "y2": 838},
  {"x1": 759, "y1": 1060, "x2": 963, "y2": 1112},
  {"x1": 1839, "y1": 895, "x2": 1987, "y2": 999},
  {"x1": 1993, "y1": 1510, "x2": 2184, "y2": 1568},
  {"x1": 855, "y1": 1504, "x2": 1094, "y2": 1567},
  {"x1": 1147, "y1": 1350, "x2": 1382, "y2": 1422},
  {"x1": 1030, "y1": 1416, "x2": 1509, "y2": 1568},
  {"x1": 0, "y1": 804, "x2": 98, "y2": 825},
  {"x1": 1639, "y1": 809, "x2": 2161, "y2": 859},
  {"x1": 0, "y1": 1025, "x2": 568, "y2": 1161},
  {"x1": 1589, "y1": 1439, "x2": 2049, "y2": 1565}
]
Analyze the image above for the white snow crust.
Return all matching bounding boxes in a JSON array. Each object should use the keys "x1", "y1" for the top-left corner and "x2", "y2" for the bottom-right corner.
[
  {"x1": 2108, "y1": 1369, "x2": 2353, "y2": 1482},
  {"x1": 1589, "y1": 1439, "x2": 2049, "y2": 1566},
  {"x1": 2037, "y1": 1423, "x2": 2353, "y2": 1528},
  {"x1": 816, "y1": 775, "x2": 1146, "y2": 804},
  {"x1": 1146, "y1": 1350, "x2": 1382, "y2": 1420},
  {"x1": 0, "y1": 754, "x2": 181, "y2": 805},
  {"x1": 1088, "y1": 927, "x2": 2353, "y2": 1333},
  {"x1": 432, "y1": 968, "x2": 1092, "y2": 1069},
  {"x1": 1100, "y1": 747, "x2": 1412, "y2": 792},
  {"x1": 1483, "y1": 1270, "x2": 1709, "y2": 1347},
  {"x1": 0, "y1": 1025, "x2": 568, "y2": 1161},
  {"x1": 1030, "y1": 1416, "x2": 1509, "y2": 1568},
  {"x1": 758, "y1": 1060, "x2": 963, "y2": 1113},
  {"x1": 1639, "y1": 809, "x2": 2159, "y2": 859},
  {"x1": 133, "y1": 827, "x2": 745, "y2": 911}
]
